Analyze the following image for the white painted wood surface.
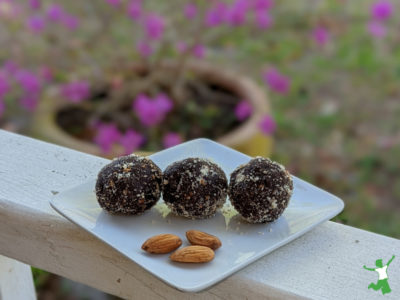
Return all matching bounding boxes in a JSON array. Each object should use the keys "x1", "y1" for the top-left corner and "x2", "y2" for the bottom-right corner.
[
  {"x1": 0, "y1": 129, "x2": 399, "y2": 300},
  {"x1": 0, "y1": 255, "x2": 36, "y2": 300}
]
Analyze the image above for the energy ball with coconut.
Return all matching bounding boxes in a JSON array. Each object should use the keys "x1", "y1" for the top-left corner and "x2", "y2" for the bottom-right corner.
[
  {"x1": 95, "y1": 154, "x2": 162, "y2": 215},
  {"x1": 229, "y1": 157, "x2": 293, "y2": 223},
  {"x1": 162, "y1": 158, "x2": 228, "y2": 219}
]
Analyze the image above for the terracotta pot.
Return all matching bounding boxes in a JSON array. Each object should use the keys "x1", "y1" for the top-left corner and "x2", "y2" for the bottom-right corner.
[{"x1": 32, "y1": 61, "x2": 272, "y2": 157}]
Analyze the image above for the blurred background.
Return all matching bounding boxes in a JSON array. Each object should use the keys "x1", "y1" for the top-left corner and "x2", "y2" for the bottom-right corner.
[{"x1": 1, "y1": 0, "x2": 399, "y2": 299}]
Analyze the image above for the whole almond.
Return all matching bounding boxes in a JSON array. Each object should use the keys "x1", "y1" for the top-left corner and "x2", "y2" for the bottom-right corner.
[
  {"x1": 170, "y1": 246, "x2": 214, "y2": 263},
  {"x1": 141, "y1": 234, "x2": 182, "y2": 254},
  {"x1": 186, "y1": 230, "x2": 222, "y2": 250}
]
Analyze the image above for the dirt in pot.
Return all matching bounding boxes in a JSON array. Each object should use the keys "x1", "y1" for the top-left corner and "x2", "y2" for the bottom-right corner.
[
  {"x1": 178, "y1": 80, "x2": 241, "y2": 140},
  {"x1": 55, "y1": 76, "x2": 246, "y2": 152},
  {"x1": 56, "y1": 107, "x2": 95, "y2": 140}
]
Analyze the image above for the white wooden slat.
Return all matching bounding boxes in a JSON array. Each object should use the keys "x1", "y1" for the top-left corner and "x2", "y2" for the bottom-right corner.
[
  {"x1": 0, "y1": 255, "x2": 36, "y2": 300},
  {"x1": 0, "y1": 129, "x2": 399, "y2": 300}
]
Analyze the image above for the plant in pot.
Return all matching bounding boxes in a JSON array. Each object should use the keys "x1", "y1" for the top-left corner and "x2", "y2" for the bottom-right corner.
[{"x1": 0, "y1": 0, "x2": 289, "y2": 157}]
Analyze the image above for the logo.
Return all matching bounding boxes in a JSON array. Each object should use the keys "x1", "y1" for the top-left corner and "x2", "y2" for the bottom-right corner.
[{"x1": 363, "y1": 255, "x2": 395, "y2": 295}]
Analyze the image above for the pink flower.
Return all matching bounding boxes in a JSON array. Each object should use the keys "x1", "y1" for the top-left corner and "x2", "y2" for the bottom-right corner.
[
  {"x1": 106, "y1": 0, "x2": 121, "y2": 7},
  {"x1": 0, "y1": 98, "x2": 5, "y2": 117},
  {"x1": 205, "y1": 2, "x2": 227, "y2": 27},
  {"x1": 226, "y1": 0, "x2": 249, "y2": 26},
  {"x1": 133, "y1": 94, "x2": 161, "y2": 127},
  {"x1": 155, "y1": 93, "x2": 173, "y2": 112},
  {"x1": 255, "y1": 9, "x2": 272, "y2": 29},
  {"x1": 19, "y1": 95, "x2": 38, "y2": 112},
  {"x1": 27, "y1": 15, "x2": 45, "y2": 33},
  {"x1": 133, "y1": 93, "x2": 173, "y2": 127},
  {"x1": 259, "y1": 115, "x2": 276, "y2": 135},
  {"x1": 46, "y1": 6, "x2": 78, "y2": 30},
  {"x1": 127, "y1": 0, "x2": 142, "y2": 20},
  {"x1": 120, "y1": 129, "x2": 144, "y2": 155},
  {"x1": 177, "y1": 42, "x2": 206, "y2": 58},
  {"x1": 234, "y1": 101, "x2": 252, "y2": 121},
  {"x1": 253, "y1": 0, "x2": 274, "y2": 10},
  {"x1": 263, "y1": 68, "x2": 290, "y2": 94},
  {"x1": 29, "y1": 0, "x2": 41, "y2": 10},
  {"x1": 367, "y1": 20, "x2": 386, "y2": 38},
  {"x1": 184, "y1": 3, "x2": 197, "y2": 19},
  {"x1": 163, "y1": 132, "x2": 182, "y2": 148},
  {"x1": 61, "y1": 81, "x2": 90, "y2": 103},
  {"x1": 93, "y1": 123, "x2": 121, "y2": 154},
  {"x1": 61, "y1": 13, "x2": 79, "y2": 30},
  {"x1": 193, "y1": 44, "x2": 206, "y2": 58},
  {"x1": 2, "y1": 60, "x2": 19, "y2": 75},
  {"x1": 143, "y1": 13, "x2": 165, "y2": 40},
  {"x1": 137, "y1": 40, "x2": 153, "y2": 57},
  {"x1": 312, "y1": 26, "x2": 330, "y2": 46},
  {"x1": 46, "y1": 4, "x2": 64, "y2": 22},
  {"x1": 0, "y1": 73, "x2": 10, "y2": 97},
  {"x1": 14, "y1": 70, "x2": 41, "y2": 94},
  {"x1": 371, "y1": 0, "x2": 393, "y2": 21}
]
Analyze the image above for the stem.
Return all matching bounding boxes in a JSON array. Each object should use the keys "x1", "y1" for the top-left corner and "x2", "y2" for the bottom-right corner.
[{"x1": 171, "y1": 4, "x2": 208, "y2": 105}]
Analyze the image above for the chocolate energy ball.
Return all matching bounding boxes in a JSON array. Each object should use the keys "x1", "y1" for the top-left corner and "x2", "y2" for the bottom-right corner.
[
  {"x1": 162, "y1": 158, "x2": 228, "y2": 219},
  {"x1": 229, "y1": 157, "x2": 293, "y2": 223},
  {"x1": 95, "y1": 154, "x2": 162, "y2": 215}
]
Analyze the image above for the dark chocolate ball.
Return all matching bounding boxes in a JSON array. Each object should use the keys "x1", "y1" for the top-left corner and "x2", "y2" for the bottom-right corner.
[
  {"x1": 95, "y1": 154, "x2": 162, "y2": 215},
  {"x1": 229, "y1": 157, "x2": 293, "y2": 223},
  {"x1": 162, "y1": 158, "x2": 228, "y2": 219}
]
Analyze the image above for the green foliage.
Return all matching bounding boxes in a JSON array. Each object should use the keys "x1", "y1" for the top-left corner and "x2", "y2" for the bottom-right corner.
[{"x1": 32, "y1": 267, "x2": 50, "y2": 288}]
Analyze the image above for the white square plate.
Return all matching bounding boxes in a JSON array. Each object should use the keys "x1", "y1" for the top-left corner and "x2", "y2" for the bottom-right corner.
[{"x1": 50, "y1": 138, "x2": 344, "y2": 292}]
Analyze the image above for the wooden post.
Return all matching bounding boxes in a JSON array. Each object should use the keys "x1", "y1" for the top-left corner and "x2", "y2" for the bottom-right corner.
[{"x1": 0, "y1": 255, "x2": 36, "y2": 300}]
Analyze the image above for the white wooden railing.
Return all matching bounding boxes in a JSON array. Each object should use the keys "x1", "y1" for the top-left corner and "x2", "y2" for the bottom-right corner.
[{"x1": 0, "y1": 129, "x2": 399, "y2": 300}]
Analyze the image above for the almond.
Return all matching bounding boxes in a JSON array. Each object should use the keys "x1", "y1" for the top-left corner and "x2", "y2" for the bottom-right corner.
[
  {"x1": 170, "y1": 246, "x2": 214, "y2": 263},
  {"x1": 141, "y1": 234, "x2": 182, "y2": 254},
  {"x1": 186, "y1": 230, "x2": 222, "y2": 250}
]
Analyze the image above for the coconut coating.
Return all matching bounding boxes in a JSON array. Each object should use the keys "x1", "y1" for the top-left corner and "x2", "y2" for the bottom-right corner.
[
  {"x1": 162, "y1": 158, "x2": 228, "y2": 219},
  {"x1": 95, "y1": 154, "x2": 162, "y2": 215},
  {"x1": 229, "y1": 157, "x2": 293, "y2": 223}
]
